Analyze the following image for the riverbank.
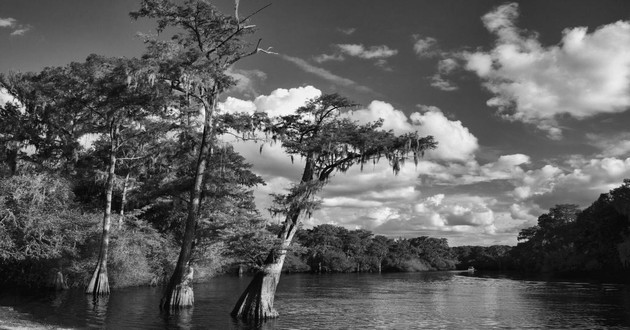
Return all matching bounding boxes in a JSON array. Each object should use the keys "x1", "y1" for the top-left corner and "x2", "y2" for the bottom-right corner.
[{"x1": 0, "y1": 306, "x2": 70, "y2": 330}]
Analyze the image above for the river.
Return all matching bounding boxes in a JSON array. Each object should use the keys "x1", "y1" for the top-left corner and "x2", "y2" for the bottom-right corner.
[{"x1": 1, "y1": 272, "x2": 629, "y2": 329}]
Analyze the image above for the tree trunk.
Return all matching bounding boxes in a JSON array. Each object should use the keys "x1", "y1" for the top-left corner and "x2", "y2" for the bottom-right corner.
[
  {"x1": 160, "y1": 92, "x2": 216, "y2": 310},
  {"x1": 86, "y1": 123, "x2": 118, "y2": 296},
  {"x1": 378, "y1": 260, "x2": 382, "y2": 273},
  {"x1": 232, "y1": 157, "x2": 315, "y2": 322},
  {"x1": 6, "y1": 147, "x2": 18, "y2": 175},
  {"x1": 231, "y1": 227, "x2": 297, "y2": 321},
  {"x1": 53, "y1": 271, "x2": 68, "y2": 290},
  {"x1": 118, "y1": 172, "x2": 131, "y2": 230}
]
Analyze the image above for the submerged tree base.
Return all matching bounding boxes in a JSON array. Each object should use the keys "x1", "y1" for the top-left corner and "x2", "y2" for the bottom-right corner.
[
  {"x1": 231, "y1": 266, "x2": 282, "y2": 322},
  {"x1": 85, "y1": 266, "x2": 110, "y2": 295},
  {"x1": 160, "y1": 284, "x2": 194, "y2": 309},
  {"x1": 160, "y1": 265, "x2": 195, "y2": 310}
]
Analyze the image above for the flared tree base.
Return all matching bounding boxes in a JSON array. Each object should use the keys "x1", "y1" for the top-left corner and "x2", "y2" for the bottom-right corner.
[
  {"x1": 231, "y1": 270, "x2": 280, "y2": 322},
  {"x1": 85, "y1": 266, "x2": 110, "y2": 295},
  {"x1": 160, "y1": 284, "x2": 194, "y2": 310}
]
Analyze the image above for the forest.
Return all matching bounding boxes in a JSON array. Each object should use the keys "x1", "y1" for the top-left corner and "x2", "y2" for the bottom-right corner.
[{"x1": 1, "y1": 0, "x2": 630, "y2": 323}]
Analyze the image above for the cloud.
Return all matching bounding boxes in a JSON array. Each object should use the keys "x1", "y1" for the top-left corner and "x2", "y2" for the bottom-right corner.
[
  {"x1": 0, "y1": 17, "x2": 17, "y2": 27},
  {"x1": 313, "y1": 53, "x2": 345, "y2": 63},
  {"x1": 410, "y1": 106, "x2": 478, "y2": 161},
  {"x1": 337, "y1": 27, "x2": 357, "y2": 35},
  {"x1": 314, "y1": 43, "x2": 398, "y2": 70},
  {"x1": 219, "y1": 87, "x2": 569, "y2": 246},
  {"x1": 348, "y1": 102, "x2": 479, "y2": 162},
  {"x1": 463, "y1": 3, "x2": 630, "y2": 138},
  {"x1": 280, "y1": 54, "x2": 373, "y2": 93},
  {"x1": 586, "y1": 132, "x2": 630, "y2": 158},
  {"x1": 10, "y1": 26, "x2": 31, "y2": 36},
  {"x1": 226, "y1": 68, "x2": 267, "y2": 97},
  {"x1": 0, "y1": 17, "x2": 31, "y2": 36},
  {"x1": 515, "y1": 156, "x2": 630, "y2": 209},
  {"x1": 337, "y1": 44, "x2": 398, "y2": 59},
  {"x1": 430, "y1": 58, "x2": 459, "y2": 91},
  {"x1": 253, "y1": 86, "x2": 322, "y2": 117},
  {"x1": 412, "y1": 35, "x2": 439, "y2": 58}
]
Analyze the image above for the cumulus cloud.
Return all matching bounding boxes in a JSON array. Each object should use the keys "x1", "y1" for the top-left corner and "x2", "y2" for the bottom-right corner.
[
  {"x1": 220, "y1": 86, "x2": 616, "y2": 246},
  {"x1": 463, "y1": 2, "x2": 630, "y2": 138},
  {"x1": 348, "y1": 102, "x2": 479, "y2": 162},
  {"x1": 280, "y1": 54, "x2": 373, "y2": 93}
]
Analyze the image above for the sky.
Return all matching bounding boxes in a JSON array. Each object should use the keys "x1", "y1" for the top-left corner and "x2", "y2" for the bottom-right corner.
[{"x1": 2, "y1": 0, "x2": 630, "y2": 246}]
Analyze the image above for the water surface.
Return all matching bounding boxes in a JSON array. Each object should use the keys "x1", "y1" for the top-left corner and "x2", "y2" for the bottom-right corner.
[{"x1": 1, "y1": 272, "x2": 629, "y2": 329}]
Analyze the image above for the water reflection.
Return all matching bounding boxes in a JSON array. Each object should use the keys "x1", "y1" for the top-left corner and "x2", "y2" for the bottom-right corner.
[
  {"x1": 0, "y1": 273, "x2": 629, "y2": 329},
  {"x1": 86, "y1": 295, "x2": 108, "y2": 328}
]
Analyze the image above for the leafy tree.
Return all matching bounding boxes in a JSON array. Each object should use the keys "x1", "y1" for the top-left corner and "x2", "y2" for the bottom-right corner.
[
  {"x1": 0, "y1": 174, "x2": 98, "y2": 288},
  {"x1": 512, "y1": 204, "x2": 581, "y2": 272},
  {"x1": 231, "y1": 94, "x2": 436, "y2": 322},
  {"x1": 343, "y1": 229, "x2": 373, "y2": 272},
  {"x1": 129, "y1": 0, "x2": 270, "y2": 309},
  {"x1": 367, "y1": 235, "x2": 390, "y2": 272}
]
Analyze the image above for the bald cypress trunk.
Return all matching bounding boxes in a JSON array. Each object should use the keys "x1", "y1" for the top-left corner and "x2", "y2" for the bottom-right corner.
[
  {"x1": 86, "y1": 123, "x2": 118, "y2": 296},
  {"x1": 160, "y1": 94, "x2": 216, "y2": 310},
  {"x1": 232, "y1": 157, "x2": 315, "y2": 322},
  {"x1": 230, "y1": 225, "x2": 297, "y2": 320}
]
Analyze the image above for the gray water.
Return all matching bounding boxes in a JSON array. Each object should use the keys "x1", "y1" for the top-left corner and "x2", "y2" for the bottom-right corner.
[{"x1": 1, "y1": 272, "x2": 629, "y2": 329}]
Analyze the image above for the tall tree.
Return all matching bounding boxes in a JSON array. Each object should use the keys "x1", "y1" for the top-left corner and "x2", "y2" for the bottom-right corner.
[
  {"x1": 231, "y1": 94, "x2": 436, "y2": 322},
  {"x1": 129, "y1": 0, "x2": 269, "y2": 309},
  {"x1": 76, "y1": 55, "x2": 164, "y2": 296}
]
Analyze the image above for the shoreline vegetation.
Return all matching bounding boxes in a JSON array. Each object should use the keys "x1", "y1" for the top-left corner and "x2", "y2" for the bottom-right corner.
[{"x1": 0, "y1": 173, "x2": 628, "y2": 291}]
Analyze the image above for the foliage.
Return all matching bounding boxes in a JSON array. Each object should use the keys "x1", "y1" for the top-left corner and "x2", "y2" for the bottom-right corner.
[{"x1": 511, "y1": 183, "x2": 630, "y2": 275}]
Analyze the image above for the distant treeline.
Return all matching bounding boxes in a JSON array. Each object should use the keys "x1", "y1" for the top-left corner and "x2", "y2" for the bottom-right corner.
[
  {"x1": 272, "y1": 224, "x2": 512, "y2": 273},
  {"x1": 267, "y1": 180, "x2": 630, "y2": 277}
]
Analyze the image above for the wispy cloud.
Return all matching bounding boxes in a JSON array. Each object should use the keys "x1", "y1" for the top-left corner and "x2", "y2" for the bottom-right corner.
[
  {"x1": 280, "y1": 54, "x2": 373, "y2": 93},
  {"x1": 337, "y1": 44, "x2": 398, "y2": 59},
  {"x1": 412, "y1": 35, "x2": 439, "y2": 58},
  {"x1": 313, "y1": 53, "x2": 345, "y2": 63},
  {"x1": 430, "y1": 58, "x2": 459, "y2": 91},
  {"x1": 337, "y1": 27, "x2": 356, "y2": 35},
  {"x1": 0, "y1": 17, "x2": 32, "y2": 36},
  {"x1": 314, "y1": 43, "x2": 399, "y2": 70}
]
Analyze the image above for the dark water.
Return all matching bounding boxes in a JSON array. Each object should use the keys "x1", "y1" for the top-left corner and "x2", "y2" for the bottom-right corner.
[{"x1": 2, "y1": 272, "x2": 630, "y2": 329}]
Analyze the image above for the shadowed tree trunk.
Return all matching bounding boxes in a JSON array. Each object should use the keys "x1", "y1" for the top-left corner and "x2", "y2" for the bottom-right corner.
[
  {"x1": 86, "y1": 122, "x2": 119, "y2": 296},
  {"x1": 160, "y1": 93, "x2": 216, "y2": 310}
]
